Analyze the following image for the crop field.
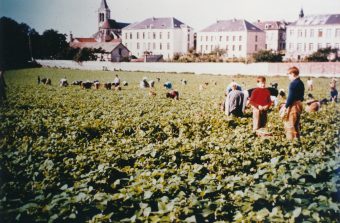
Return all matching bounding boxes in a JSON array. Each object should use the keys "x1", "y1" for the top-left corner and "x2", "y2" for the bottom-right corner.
[{"x1": 0, "y1": 68, "x2": 339, "y2": 222}]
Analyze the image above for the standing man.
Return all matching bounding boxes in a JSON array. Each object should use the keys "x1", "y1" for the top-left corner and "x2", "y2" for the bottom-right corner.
[
  {"x1": 225, "y1": 83, "x2": 244, "y2": 117},
  {"x1": 113, "y1": 74, "x2": 120, "y2": 87},
  {"x1": 0, "y1": 70, "x2": 7, "y2": 104},
  {"x1": 249, "y1": 76, "x2": 272, "y2": 132},
  {"x1": 281, "y1": 66, "x2": 305, "y2": 140}
]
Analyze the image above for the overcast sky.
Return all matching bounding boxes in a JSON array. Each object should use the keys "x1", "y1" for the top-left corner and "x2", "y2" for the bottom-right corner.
[{"x1": 1, "y1": 0, "x2": 340, "y2": 37}]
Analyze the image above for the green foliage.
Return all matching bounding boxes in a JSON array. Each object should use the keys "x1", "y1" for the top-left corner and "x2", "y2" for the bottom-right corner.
[
  {"x1": 306, "y1": 47, "x2": 339, "y2": 62},
  {"x1": 253, "y1": 50, "x2": 283, "y2": 62},
  {"x1": 73, "y1": 47, "x2": 104, "y2": 62},
  {"x1": 0, "y1": 68, "x2": 339, "y2": 222}
]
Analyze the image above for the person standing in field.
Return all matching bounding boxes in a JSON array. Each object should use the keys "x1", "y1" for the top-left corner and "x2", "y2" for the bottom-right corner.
[
  {"x1": 249, "y1": 76, "x2": 272, "y2": 132},
  {"x1": 0, "y1": 70, "x2": 7, "y2": 103},
  {"x1": 113, "y1": 74, "x2": 120, "y2": 87},
  {"x1": 281, "y1": 66, "x2": 305, "y2": 140},
  {"x1": 225, "y1": 83, "x2": 244, "y2": 117},
  {"x1": 307, "y1": 77, "x2": 313, "y2": 91}
]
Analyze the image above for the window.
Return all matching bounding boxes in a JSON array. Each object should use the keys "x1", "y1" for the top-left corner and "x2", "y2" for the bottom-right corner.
[
  {"x1": 304, "y1": 43, "x2": 306, "y2": 52},
  {"x1": 160, "y1": 43, "x2": 162, "y2": 50},
  {"x1": 159, "y1": 32, "x2": 162, "y2": 39},
  {"x1": 310, "y1": 29, "x2": 314, "y2": 37},
  {"x1": 219, "y1": 36, "x2": 222, "y2": 41},
  {"x1": 255, "y1": 35, "x2": 258, "y2": 42},
  {"x1": 206, "y1": 36, "x2": 208, "y2": 41},
  {"x1": 290, "y1": 29, "x2": 294, "y2": 36},
  {"x1": 226, "y1": 45, "x2": 229, "y2": 50},
  {"x1": 201, "y1": 36, "x2": 203, "y2": 41},
  {"x1": 137, "y1": 32, "x2": 139, "y2": 39},
  {"x1": 167, "y1": 43, "x2": 170, "y2": 50},
  {"x1": 265, "y1": 44, "x2": 267, "y2": 50},
  {"x1": 211, "y1": 45, "x2": 213, "y2": 51},
  {"x1": 239, "y1": 36, "x2": 242, "y2": 41},
  {"x1": 206, "y1": 45, "x2": 208, "y2": 50},
  {"x1": 239, "y1": 45, "x2": 242, "y2": 51},
  {"x1": 211, "y1": 36, "x2": 213, "y2": 41},
  {"x1": 336, "y1": 29, "x2": 340, "y2": 37},
  {"x1": 153, "y1": 32, "x2": 156, "y2": 39},
  {"x1": 298, "y1": 29, "x2": 302, "y2": 37},
  {"x1": 125, "y1": 33, "x2": 127, "y2": 39},
  {"x1": 297, "y1": 43, "x2": 302, "y2": 51},
  {"x1": 255, "y1": 44, "x2": 258, "y2": 51},
  {"x1": 289, "y1": 43, "x2": 293, "y2": 50},
  {"x1": 309, "y1": 43, "x2": 313, "y2": 51},
  {"x1": 304, "y1": 29, "x2": 307, "y2": 37},
  {"x1": 326, "y1": 29, "x2": 331, "y2": 38},
  {"x1": 137, "y1": 43, "x2": 140, "y2": 49},
  {"x1": 318, "y1": 29, "x2": 323, "y2": 37},
  {"x1": 153, "y1": 42, "x2": 156, "y2": 49},
  {"x1": 143, "y1": 32, "x2": 145, "y2": 39},
  {"x1": 167, "y1": 32, "x2": 170, "y2": 39},
  {"x1": 148, "y1": 43, "x2": 151, "y2": 50},
  {"x1": 148, "y1": 32, "x2": 151, "y2": 39},
  {"x1": 318, "y1": 43, "x2": 322, "y2": 49},
  {"x1": 188, "y1": 34, "x2": 190, "y2": 41},
  {"x1": 130, "y1": 33, "x2": 132, "y2": 39},
  {"x1": 226, "y1": 36, "x2": 229, "y2": 41},
  {"x1": 232, "y1": 45, "x2": 235, "y2": 51},
  {"x1": 233, "y1": 36, "x2": 235, "y2": 41}
]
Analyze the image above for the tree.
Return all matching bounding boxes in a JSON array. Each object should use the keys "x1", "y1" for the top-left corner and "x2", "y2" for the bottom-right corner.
[
  {"x1": 39, "y1": 29, "x2": 68, "y2": 59},
  {"x1": 253, "y1": 50, "x2": 283, "y2": 62},
  {"x1": 306, "y1": 47, "x2": 339, "y2": 62},
  {"x1": 0, "y1": 17, "x2": 31, "y2": 69},
  {"x1": 73, "y1": 48, "x2": 105, "y2": 62}
]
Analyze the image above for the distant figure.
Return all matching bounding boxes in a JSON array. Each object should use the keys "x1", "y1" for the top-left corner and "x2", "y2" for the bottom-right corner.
[
  {"x1": 45, "y1": 78, "x2": 51, "y2": 85},
  {"x1": 113, "y1": 74, "x2": 120, "y2": 87},
  {"x1": 164, "y1": 81, "x2": 172, "y2": 90},
  {"x1": 0, "y1": 70, "x2": 7, "y2": 103},
  {"x1": 330, "y1": 78, "x2": 338, "y2": 102},
  {"x1": 149, "y1": 89, "x2": 156, "y2": 97},
  {"x1": 305, "y1": 93, "x2": 320, "y2": 113},
  {"x1": 225, "y1": 83, "x2": 244, "y2": 117},
  {"x1": 82, "y1": 81, "x2": 93, "y2": 89},
  {"x1": 181, "y1": 79, "x2": 187, "y2": 85},
  {"x1": 166, "y1": 90, "x2": 179, "y2": 100},
  {"x1": 38, "y1": 76, "x2": 41, "y2": 84},
  {"x1": 140, "y1": 77, "x2": 150, "y2": 88},
  {"x1": 270, "y1": 82, "x2": 278, "y2": 89},
  {"x1": 278, "y1": 89, "x2": 286, "y2": 99},
  {"x1": 157, "y1": 77, "x2": 160, "y2": 82},
  {"x1": 104, "y1": 82, "x2": 112, "y2": 90},
  {"x1": 60, "y1": 77, "x2": 68, "y2": 87},
  {"x1": 307, "y1": 77, "x2": 313, "y2": 91},
  {"x1": 122, "y1": 81, "x2": 128, "y2": 86},
  {"x1": 249, "y1": 76, "x2": 272, "y2": 132},
  {"x1": 149, "y1": 80, "x2": 155, "y2": 88}
]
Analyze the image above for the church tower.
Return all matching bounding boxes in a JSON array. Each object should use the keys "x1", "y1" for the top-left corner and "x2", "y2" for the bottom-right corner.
[
  {"x1": 98, "y1": 0, "x2": 111, "y2": 29},
  {"x1": 299, "y1": 8, "x2": 304, "y2": 19}
]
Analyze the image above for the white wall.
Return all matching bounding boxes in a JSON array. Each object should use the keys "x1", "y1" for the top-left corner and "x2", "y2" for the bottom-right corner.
[{"x1": 36, "y1": 60, "x2": 340, "y2": 77}]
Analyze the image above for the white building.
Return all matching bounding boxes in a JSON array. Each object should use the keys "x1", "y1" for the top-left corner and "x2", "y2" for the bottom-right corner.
[
  {"x1": 196, "y1": 19, "x2": 265, "y2": 58},
  {"x1": 286, "y1": 13, "x2": 340, "y2": 61},
  {"x1": 122, "y1": 17, "x2": 194, "y2": 60},
  {"x1": 254, "y1": 21, "x2": 288, "y2": 52}
]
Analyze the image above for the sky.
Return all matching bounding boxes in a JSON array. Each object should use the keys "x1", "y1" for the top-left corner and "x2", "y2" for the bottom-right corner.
[{"x1": 1, "y1": 0, "x2": 340, "y2": 37}]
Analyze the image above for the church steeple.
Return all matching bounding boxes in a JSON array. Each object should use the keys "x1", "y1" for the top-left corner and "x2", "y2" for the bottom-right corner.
[
  {"x1": 299, "y1": 8, "x2": 304, "y2": 19},
  {"x1": 98, "y1": 0, "x2": 111, "y2": 29}
]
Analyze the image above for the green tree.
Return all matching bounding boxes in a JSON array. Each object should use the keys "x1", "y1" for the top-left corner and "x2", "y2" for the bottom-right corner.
[
  {"x1": 306, "y1": 47, "x2": 339, "y2": 62},
  {"x1": 253, "y1": 50, "x2": 283, "y2": 62}
]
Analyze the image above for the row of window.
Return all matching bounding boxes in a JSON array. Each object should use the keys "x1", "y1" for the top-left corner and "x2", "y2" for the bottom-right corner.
[
  {"x1": 288, "y1": 43, "x2": 340, "y2": 51},
  {"x1": 126, "y1": 42, "x2": 172, "y2": 51},
  {"x1": 199, "y1": 44, "x2": 258, "y2": 52},
  {"x1": 198, "y1": 35, "x2": 258, "y2": 42},
  {"x1": 289, "y1": 28, "x2": 340, "y2": 38},
  {"x1": 124, "y1": 31, "x2": 172, "y2": 40}
]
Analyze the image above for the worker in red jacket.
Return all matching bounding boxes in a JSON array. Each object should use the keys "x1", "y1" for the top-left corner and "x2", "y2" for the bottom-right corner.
[{"x1": 249, "y1": 76, "x2": 272, "y2": 132}]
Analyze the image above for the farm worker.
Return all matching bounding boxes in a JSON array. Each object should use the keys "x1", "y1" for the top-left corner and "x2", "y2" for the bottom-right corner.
[
  {"x1": 164, "y1": 81, "x2": 172, "y2": 90},
  {"x1": 166, "y1": 90, "x2": 179, "y2": 100},
  {"x1": 140, "y1": 77, "x2": 149, "y2": 88},
  {"x1": 113, "y1": 74, "x2": 120, "y2": 87},
  {"x1": 0, "y1": 70, "x2": 7, "y2": 103},
  {"x1": 307, "y1": 77, "x2": 313, "y2": 91},
  {"x1": 329, "y1": 78, "x2": 338, "y2": 102},
  {"x1": 225, "y1": 83, "x2": 244, "y2": 117},
  {"x1": 226, "y1": 81, "x2": 242, "y2": 94},
  {"x1": 249, "y1": 76, "x2": 272, "y2": 132},
  {"x1": 305, "y1": 94, "x2": 320, "y2": 113},
  {"x1": 280, "y1": 66, "x2": 305, "y2": 140}
]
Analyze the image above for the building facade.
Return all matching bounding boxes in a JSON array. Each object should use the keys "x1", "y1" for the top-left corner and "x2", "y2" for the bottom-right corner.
[
  {"x1": 285, "y1": 13, "x2": 340, "y2": 60},
  {"x1": 122, "y1": 17, "x2": 194, "y2": 60},
  {"x1": 254, "y1": 21, "x2": 288, "y2": 52},
  {"x1": 196, "y1": 19, "x2": 265, "y2": 58}
]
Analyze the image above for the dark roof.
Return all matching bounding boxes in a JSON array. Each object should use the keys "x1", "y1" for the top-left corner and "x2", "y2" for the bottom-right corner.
[
  {"x1": 73, "y1": 38, "x2": 97, "y2": 43},
  {"x1": 99, "y1": 0, "x2": 109, "y2": 10},
  {"x1": 70, "y1": 42, "x2": 129, "y2": 53},
  {"x1": 291, "y1": 14, "x2": 340, "y2": 26},
  {"x1": 253, "y1": 21, "x2": 287, "y2": 30},
  {"x1": 123, "y1": 17, "x2": 190, "y2": 30},
  {"x1": 101, "y1": 19, "x2": 130, "y2": 29},
  {"x1": 200, "y1": 19, "x2": 263, "y2": 32}
]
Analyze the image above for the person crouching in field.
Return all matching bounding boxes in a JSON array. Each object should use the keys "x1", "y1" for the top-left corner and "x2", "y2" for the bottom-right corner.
[
  {"x1": 166, "y1": 90, "x2": 179, "y2": 100},
  {"x1": 280, "y1": 66, "x2": 305, "y2": 140},
  {"x1": 249, "y1": 76, "x2": 272, "y2": 132},
  {"x1": 305, "y1": 93, "x2": 320, "y2": 113},
  {"x1": 225, "y1": 83, "x2": 244, "y2": 117}
]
